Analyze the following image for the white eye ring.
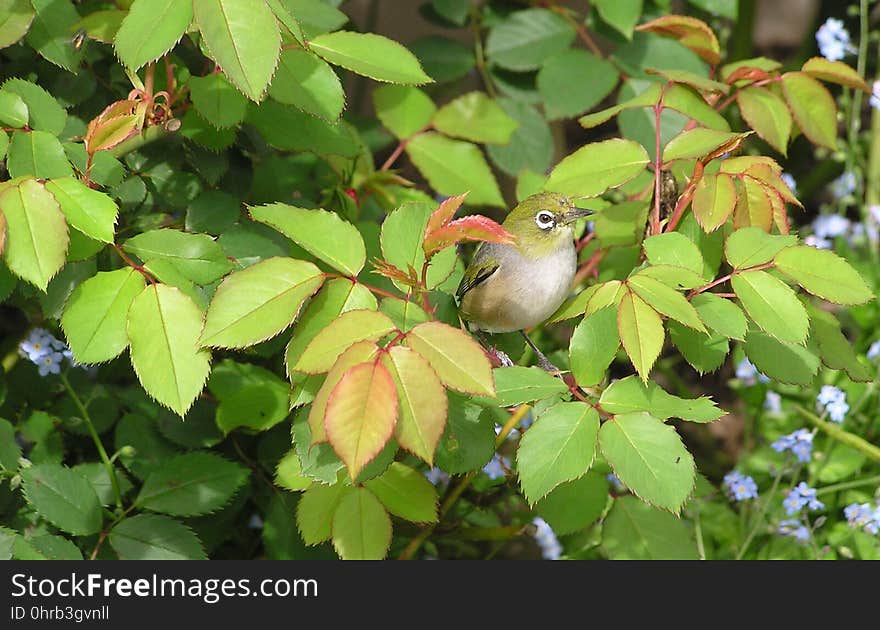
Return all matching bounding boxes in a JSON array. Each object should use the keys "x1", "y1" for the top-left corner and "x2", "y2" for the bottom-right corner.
[{"x1": 535, "y1": 211, "x2": 555, "y2": 230}]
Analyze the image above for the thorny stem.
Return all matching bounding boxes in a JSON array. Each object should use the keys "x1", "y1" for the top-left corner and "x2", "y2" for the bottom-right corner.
[
  {"x1": 60, "y1": 372, "x2": 123, "y2": 512},
  {"x1": 112, "y1": 244, "x2": 157, "y2": 284},
  {"x1": 470, "y1": 6, "x2": 497, "y2": 98},
  {"x1": 650, "y1": 88, "x2": 669, "y2": 235},
  {"x1": 398, "y1": 404, "x2": 533, "y2": 560},
  {"x1": 547, "y1": 3, "x2": 603, "y2": 57},
  {"x1": 664, "y1": 161, "x2": 704, "y2": 233},
  {"x1": 380, "y1": 131, "x2": 424, "y2": 171}
]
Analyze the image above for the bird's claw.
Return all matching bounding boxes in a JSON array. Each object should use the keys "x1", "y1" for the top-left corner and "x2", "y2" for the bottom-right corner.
[{"x1": 486, "y1": 347, "x2": 515, "y2": 368}]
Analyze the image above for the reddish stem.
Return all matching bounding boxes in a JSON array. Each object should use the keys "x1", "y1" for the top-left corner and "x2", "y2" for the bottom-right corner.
[
  {"x1": 686, "y1": 261, "x2": 775, "y2": 299},
  {"x1": 572, "y1": 249, "x2": 605, "y2": 286},
  {"x1": 649, "y1": 85, "x2": 670, "y2": 236},
  {"x1": 113, "y1": 245, "x2": 156, "y2": 284},
  {"x1": 664, "y1": 161, "x2": 704, "y2": 233},
  {"x1": 576, "y1": 231, "x2": 595, "y2": 253}
]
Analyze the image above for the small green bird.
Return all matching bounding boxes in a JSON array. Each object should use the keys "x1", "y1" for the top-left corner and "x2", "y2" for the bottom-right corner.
[{"x1": 456, "y1": 192, "x2": 593, "y2": 369}]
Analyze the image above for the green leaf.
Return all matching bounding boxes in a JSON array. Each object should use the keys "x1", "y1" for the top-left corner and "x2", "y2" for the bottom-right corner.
[
  {"x1": 432, "y1": 91, "x2": 518, "y2": 144},
  {"x1": 382, "y1": 346, "x2": 447, "y2": 466},
  {"x1": 410, "y1": 35, "x2": 474, "y2": 84},
  {"x1": 602, "y1": 495, "x2": 698, "y2": 559},
  {"x1": 569, "y1": 307, "x2": 620, "y2": 387},
  {"x1": 544, "y1": 138, "x2": 650, "y2": 198},
  {"x1": 188, "y1": 73, "x2": 249, "y2": 129},
  {"x1": 537, "y1": 49, "x2": 619, "y2": 120},
  {"x1": 373, "y1": 85, "x2": 435, "y2": 139},
  {"x1": 246, "y1": 99, "x2": 359, "y2": 157},
  {"x1": 436, "y1": 394, "x2": 495, "y2": 474},
  {"x1": 809, "y1": 306, "x2": 871, "y2": 382},
  {"x1": 628, "y1": 272, "x2": 706, "y2": 332},
  {"x1": 670, "y1": 322, "x2": 730, "y2": 373},
  {"x1": 1, "y1": 79, "x2": 66, "y2": 134},
  {"x1": 282, "y1": 0, "x2": 347, "y2": 38},
  {"x1": 516, "y1": 402, "x2": 599, "y2": 505},
  {"x1": 617, "y1": 291, "x2": 664, "y2": 382},
  {"x1": 598, "y1": 412, "x2": 695, "y2": 512},
  {"x1": 774, "y1": 245, "x2": 873, "y2": 305},
  {"x1": 485, "y1": 8, "x2": 575, "y2": 71},
  {"x1": 599, "y1": 375, "x2": 723, "y2": 422},
  {"x1": 0, "y1": 418, "x2": 21, "y2": 472},
  {"x1": 21, "y1": 464, "x2": 102, "y2": 535},
  {"x1": 285, "y1": 279, "x2": 377, "y2": 380},
  {"x1": 309, "y1": 31, "x2": 431, "y2": 85},
  {"x1": 535, "y1": 472, "x2": 609, "y2": 535},
  {"x1": 0, "y1": 90, "x2": 28, "y2": 128},
  {"x1": 331, "y1": 487, "x2": 392, "y2": 560},
  {"x1": 26, "y1": 0, "x2": 82, "y2": 72},
  {"x1": 61, "y1": 268, "x2": 145, "y2": 364},
  {"x1": 113, "y1": 0, "x2": 192, "y2": 70},
  {"x1": 127, "y1": 285, "x2": 211, "y2": 416},
  {"x1": 486, "y1": 98, "x2": 553, "y2": 177},
  {"x1": 692, "y1": 172, "x2": 737, "y2": 232},
  {"x1": 193, "y1": 0, "x2": 281, "y2": 101},
  {"x1": 479, "y1": 366, "x2": 569, "y2": 407},
  {"x1": 265, "y1": 0, "x2": 304, "y2": 44},
  {"x1": 200, "y1": 257, "x2": 323, "y2": 349},
  {"x1": 380, "y1": 201, "x2": 457, "y2": 291},
  {"x1": 731, "y1": 270, "x2": 809, "y2": 344},
  {"x1": 405, "y1": 132, "x2": 504, "y2": 207},
  {"x1": 14, "y1": 534, "x2": 83, "y2": 560},
  {"x1": 780, "y1": 71, "x2": 838, "y2": 150},
  {"x1": 124, "y1": 229, "x2": 232, "y2": 285},
  {"x1": 691, "y1": 293, "x2": 747, "y2": 340},
  {"x1": 743, "y1": 331, "x2": 820, "y2": 386},
  {"x1": 110, "y1": 514, "x2": 206, "y2": 560},
  {"x1": 364, "y1": 462, "x2": 438, "y2": 523},
  {"x1": 249, "y1": 203, "x2": 366, "y2": 276},
  {"x1": 297, "y1": 483, "x2": 349, "y2": 545},
  {"x1": 324, "y1": 360, "x2": 398, "y2": 479},
  {"x1": 578, "y1": 81, "x2": 663, "y2": 130},
  {"x1": 662, "y1": 128, "x2": 747, "y2": 162},
  {"x1": 0, "y1": 178, "x2": 68, "y2": 291},
  {"x1": 736, "y1": 87, "x2": 791, "y2": 155},
  {"x1": 724, "y1": 227, "x2": 796, "y2": 269},
  {"x1": 75, "y1": 462, "x2": 133, "y2": 506},
  {"x1": 135, "y1": 452, "x2": 249, "y2": 516},
  {"x1": 45, "y1": 177, "x2": 117, "y2": 243},
  {"x1": 270, "y1": 48, "x2": 344, "y2": 122},
  {"x1": 0, "y1": 0, "x2": 34, "y2": 49},
  {"x1": 7, "y1": 130, "x2": 74, "y2": 179},
  {"x1": 274, "y1": 451, "x2": 310, "y2": 491},
  {"x1": 593, "y1": 0, "x2": 643, "y2": 39},
  {"x1": 406, "y1": 320, "x2": 495, "y2": 396},
  {"x1": 294, "y1": 309, "x2": 395, "y2": 374},
  {"x1": 213, "y1": 367, "x2": 289, "y2": 434}
]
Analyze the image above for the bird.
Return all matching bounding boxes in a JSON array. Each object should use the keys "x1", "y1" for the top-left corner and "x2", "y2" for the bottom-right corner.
[{"x1": 456, "y1": 192, "x2": 593, "y2": 372}]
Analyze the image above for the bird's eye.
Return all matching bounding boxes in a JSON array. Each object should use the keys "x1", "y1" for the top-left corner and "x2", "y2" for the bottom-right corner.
[{"x1": 535, "y1": 212, "x2": 555, "y2": 230}]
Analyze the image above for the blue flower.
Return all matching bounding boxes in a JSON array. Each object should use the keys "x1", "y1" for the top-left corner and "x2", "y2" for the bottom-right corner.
[
  {"x1": 867, "y1": 341, "x2": 880, "y2": 361},
  {"x1": 782, "y1": 482, "x2": 824, "y2": 515},
  {"x1": 816, "y1": 18, "x2": 855, "y2": 61},
  {"x1": 781, "y1": 173, "x2": 797, "y2": 196},
  {"x1": 829, "y1": 173, "x2": 857, "y2": 200},
  {"x1": 606, "y1": 473, "x2": 625, "y2": 492},
  {"x1": 844, "y1": 503, "x2": 880, "y2": 535},
  {"x1": 771, "y1": 428, "x2": 814, "y2": 463},
  {"x1": 871, "y1": 80, "x2": 880, "y2": 110},
  {"x1": 36, "y1": 351, "x2": 64, "y2": 377},
  {"x1": 19, "y1": 328, "x2": 55, "y2": 362},
  {"x1": 735, "y1": 358, "x2": 769, "y2": 386},
  {"x1": 813, "y1": 213, "x2": 851, "y2": 239},
  {"x1": 532, "y1": 517, "x2": 562, "y2": 560},
  {"x1": 778, "y1": 519, "x2": 811, "y2": 542},
  {"x1": 424, "y1": 467, "x2": 450, "y2": 487},
  {"x1": 817, "y1": 385, "x2": 848, "y2": 423},
  {"x1": 723, "y1": 471, "x2": 758, "y2": 501},
  {"x1": 763, "y1": 391, "x2": 782, "y2": 413},
  {"x1": 482, "y1": 453, "x2": 509, "y2": 480}
]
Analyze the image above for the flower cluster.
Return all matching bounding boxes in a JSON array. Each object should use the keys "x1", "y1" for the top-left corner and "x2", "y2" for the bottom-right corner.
[
  {"x1": 843, "y1": 503, "x2": 880, "y2": 535},
  {"x1": 735, "y1": 358, "x2": 769, "y2": 386},
  {"x1": 18, "y1": 329, "x2": 75, "y2": 377},
  {"x1": 817, "y1": 385, "x2": 849, "y2": 423},
  {"x1": 532, "y1": 517, "x2": 562, "y2": 560},
  {"x1": 778, "y1": 519, "x2": 811, "y2": 542},
  {"x1": 806, "y1": 212, "x2": 850, "y2": 250},
  {"x1": 816, "y1": 18, "x2": 855, "y2": 61},
  {"x1": 771, "y1": 429, "x2": 815, "y2": 463},
  {"x1": 723, "y1": 470, "x2": 758, "y2": 502},
  {"x1": 783, "y1": 482, "x2": 824, "y2": 515},
  {"x1": 482, "y1": 453, "x2": 509, "y2": 480}
]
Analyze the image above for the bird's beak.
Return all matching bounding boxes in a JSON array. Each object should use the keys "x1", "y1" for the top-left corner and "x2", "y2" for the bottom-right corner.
[{"x1": 560, "y1": 208, "x2": 594, "y2": 225}]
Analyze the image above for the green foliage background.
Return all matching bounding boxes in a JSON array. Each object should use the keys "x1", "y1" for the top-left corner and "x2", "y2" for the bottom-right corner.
[{"x1": 0, "y1": 0, "x2": 879, "y2": 560}]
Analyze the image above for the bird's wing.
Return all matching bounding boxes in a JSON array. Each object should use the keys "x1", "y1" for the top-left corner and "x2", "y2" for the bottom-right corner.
[{"x1": 456, "y1": 248, "x2": 500, "y2": 300}]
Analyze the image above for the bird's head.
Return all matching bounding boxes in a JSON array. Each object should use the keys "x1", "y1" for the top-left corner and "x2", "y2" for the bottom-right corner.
[{"x1": 502, "y1": 192, "x2": 593, "y2": 258}]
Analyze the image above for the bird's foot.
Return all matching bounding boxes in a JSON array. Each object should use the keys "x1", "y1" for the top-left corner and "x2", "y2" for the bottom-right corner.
[
  {"x1": 486, "y1": 347, "x2": 515, "y2": 368},
  {"x1": 536, "y1": 355, "x2": 562, "y2": 377}
]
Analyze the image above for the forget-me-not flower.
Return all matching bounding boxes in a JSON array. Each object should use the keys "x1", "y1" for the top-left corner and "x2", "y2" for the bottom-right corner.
[
  {"x1": 532, "y1": 517, "x2": 562, "y2": 560},
  {"x1": 18, "y1": 328, "x2": 77, "y2": 377},
  {"x1": 424, "y1": 467, "x2": 450, "y2": 488},
  {"x1": 778, "y1": 519, "x2": 811, "y2": 542},
  {"x1": 867, "y1": 341, "x2": 880, "y2": 360},
  {"x1": 816, "y1": 18, "x2": 855, "y2": 61},
  {"x1": 771, "y1": 428, "x2": 814, "y2": 463},
  {"x1": 723, "y1": 471, "x2": 759, "y2": 501},
  {"x1": 783, "y1": 482, "x2": 825, "y2": 515},
  {"x1": 764, "y1": 391, "x2": 782, "y2": 413},
  {"x1": 817, "y1": 385, "x2": 849, "y2": 423},
  {"x1": 735, "y1": 358, "x2": 769, "y2": 386},
  {"x1": 844, "y1": 503, "x2": 880, "y2": 535},
  {"x1": 781, "y1": 173, "x2": 797, "y2": 196},
  {"x1": 482, "y1": 453, "x2": 509, "y2": 480}
]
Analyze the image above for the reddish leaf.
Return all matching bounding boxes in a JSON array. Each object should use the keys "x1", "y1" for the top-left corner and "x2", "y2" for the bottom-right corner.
[
  {"x1": 372, "y1": 259, "x2": 418, "y2": 286},
  {"x1": 636, "y1": 15, "x2": 720, "y2": 66},
  {"x1": 423, "y1": 215, "x2": 515, "y2": 256},
  {"x1": 424, "y1": 192, "x2": 468, "y2": 236},
  {"x1": 724, "y1": 66, "x2": 773, "y2": 85},
  {"x1": 733, "y1": 178, "x2": 773, "y2": 232},
  {"x1": 324, "y1": 360, "x2": 398, "y2": 479}
]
